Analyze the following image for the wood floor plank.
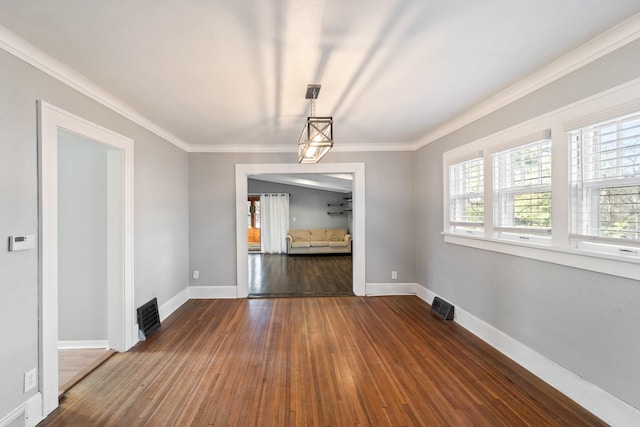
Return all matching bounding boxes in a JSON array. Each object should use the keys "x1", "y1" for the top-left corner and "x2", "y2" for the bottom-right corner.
[
  {"x1": 58, "y1": 348, "x2": 115, "y2": 397},
  {"x1": 39, "y1": 296, "x2": 606, "y2": 426},
  {"x1": 249, "y1": 254, "x2": 353, "y2": 297}
]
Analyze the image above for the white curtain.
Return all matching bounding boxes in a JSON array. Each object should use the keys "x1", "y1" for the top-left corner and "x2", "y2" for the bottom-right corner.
[{"x1": 260, "y1": 193, "x2": 290, "y2": 253}]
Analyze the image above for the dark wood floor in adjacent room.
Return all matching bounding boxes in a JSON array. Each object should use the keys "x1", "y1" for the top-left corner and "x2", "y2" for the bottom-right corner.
[
  {"x1": 39, "y1": 296, "x2": 605, "y2": 426},
  {"x1": 249, "y1": 253, "x2": 353, "y2": 297}
]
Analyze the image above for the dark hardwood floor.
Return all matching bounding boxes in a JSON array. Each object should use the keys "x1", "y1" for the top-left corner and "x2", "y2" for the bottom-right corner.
[
  {"x1": 249, "y1": 253, "x2": 353, "y2": 297},
  {"x1": 39, "y1": 297, "x2": 605, "y2": 426}
]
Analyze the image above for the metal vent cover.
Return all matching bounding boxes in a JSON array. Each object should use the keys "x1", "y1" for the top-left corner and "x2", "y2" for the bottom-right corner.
[
  {"x1": 137, "y1": 298, "x2": 161, "y2": 340},
  {"x1": 431, "y1": 297, "x2": 455, "y2": 321}
]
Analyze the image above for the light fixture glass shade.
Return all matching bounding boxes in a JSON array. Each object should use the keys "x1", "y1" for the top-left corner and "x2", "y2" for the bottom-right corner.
[{"x1": 298, "y1": 116, "x2": 333, "y2": 163}]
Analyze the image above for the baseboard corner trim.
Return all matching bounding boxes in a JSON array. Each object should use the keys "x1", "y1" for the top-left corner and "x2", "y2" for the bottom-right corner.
[
  {"x1": 159, "y1": 287, "x2": 190, "y2": 322},
  {"x1": 414, "y1": 283, "x2": 640, "y2": 426}
]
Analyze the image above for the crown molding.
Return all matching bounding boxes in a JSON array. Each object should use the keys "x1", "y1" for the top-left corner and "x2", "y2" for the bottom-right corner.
[
  {"x1": 0, "y1": 24, "x2": 191, "y2": 151},
  {"x1": 187, "y1": 144, "x2": 293, "y2": 153},
  {"x1": 0, "y1": 24, "x2": 412, "y2": 155},
  {"x1": 4, "y1": 10, "x2": 640, "y2": 155},
  {"x1": 334, "y1": 142, "x2": 416, "y2": 152},
  {"x1": 186, "y1": 141, "x2": 416, "y2": 153},
  {"x1": 414, "y1": 11, "x2": 640, "y2": 150}
]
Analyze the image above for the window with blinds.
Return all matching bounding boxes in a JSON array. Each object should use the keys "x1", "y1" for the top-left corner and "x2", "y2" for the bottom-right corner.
[
  {"x1": 569, "y1": 112, "x2": 640, "y2": 250},
  {"x1": 448, "y1": 157, "x2": 484, "y2": 233},
  {"x1": 492, "y1": 138, "x2": 552, "y2": 237}
]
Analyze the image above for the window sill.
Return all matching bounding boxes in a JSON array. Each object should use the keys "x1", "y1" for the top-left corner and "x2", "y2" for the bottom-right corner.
[{"x1": 442, "y1": 232, "x2": 640, "y2": 281}]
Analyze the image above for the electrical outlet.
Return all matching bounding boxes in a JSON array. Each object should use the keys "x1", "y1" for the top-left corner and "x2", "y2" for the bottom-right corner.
[
  {"x1": 24, "y1": 368, "x2": 37, "y2": 393},
  {"x1": 193, "y1": 270, "x2": 200, "y2": 279},
  {"x1": 391, "y1": 271, "x2": 398, "y2": 280}
]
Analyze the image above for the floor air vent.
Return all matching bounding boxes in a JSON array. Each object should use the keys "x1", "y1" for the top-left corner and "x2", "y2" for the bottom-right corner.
[
  {"x1": 137, "y1": 298, "x2": 161, "y2": 340},
  {"x1": 431, "y1": 297, "x2": 454, "y2": 320}
]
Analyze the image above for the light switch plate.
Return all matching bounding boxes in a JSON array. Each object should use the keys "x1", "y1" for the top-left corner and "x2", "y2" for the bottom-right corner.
[{"x1": 24, "y1": 368, "x2": 37, "y2": 393}]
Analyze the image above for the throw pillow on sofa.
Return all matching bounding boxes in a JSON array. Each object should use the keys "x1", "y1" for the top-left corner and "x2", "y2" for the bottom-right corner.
[
  {"x1": 289, "y1": 230, "x2": 310, "y2": 242},
  {"x1": 326, "y1": 228, "x2": 347, "y2": 241}
]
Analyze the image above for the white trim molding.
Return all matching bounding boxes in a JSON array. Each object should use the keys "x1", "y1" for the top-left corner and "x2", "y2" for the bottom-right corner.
[
  {"x1": 4, "y1": 10, "x2": 640, "y2": 155},
  {"x1": 366, "y1": 283, "x2": 418, "y2": 296},
  {"x1": 416, "y1": 284, "x2": 640, "y2": 427},
  {"x1": 443, "y1": 233, "x2": 640, "y2": 281},
  {"x1": 57, "y1": 281, "x2": 640, "y2": 427},
  {"x1": 57, "y1": 341, "x2": 109, "y2": 350},
  {"x1": 0, "y1": 24, "x2": 430, "y2": 155},
  {"x1": 158, "y1": 288, "x2": 190, "y2": 322},
  {"x1": 189, "y1": 286, "x2": 238, "y2": 299},
  {"x1": 441, "y1": 76, "x2": 640, "y2": 281},
  {"x1": 0, "y1": 24, "x2": 190, "y2": 151},
  {"x1": 235, "y1": 163, "x2": 366, "y2": 297},
  {"x1": 187, "y1": 141, "x2": 417, "y2": 154},
  {"x1": 0, "y1": 393, "x2": 43, "y2": 427},
  {"x1": 415, "y1": 12, "x2": 640, "y2": 149},
  {"x1": 38, "y1": 101, "x2": 135, "y2": 418}
]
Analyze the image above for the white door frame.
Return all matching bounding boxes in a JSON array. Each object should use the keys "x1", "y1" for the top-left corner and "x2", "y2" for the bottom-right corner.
[
  {"x1": 235, "y1": 163, "x2": 365, "y2": 297},
  {"x1": 38, "y1": 101, "x2": 135, "y2": 416}
]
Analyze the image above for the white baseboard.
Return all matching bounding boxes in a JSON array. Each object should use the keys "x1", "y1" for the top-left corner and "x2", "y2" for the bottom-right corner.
[
  {"x1": 26, "y1": 393, "x2": 42, "y2": 427},
  {"x1": 42, "y1": 284, "x2": 640, "y2": 426},
  {"x1": 57, "y1": 340, "x2": 108, "y2": 349},
  {"x1": 132, "y1": 286, "x2": 236, "y2": 344},
  {"x1": 0, "y1": 392, "x2": 43, "y2": 427},
  {"x1": 415, "y1": 283, "x2": 640, "y2": 427},
  {"x1": 189, "y1": 286, "x2": 237, "y2": 299},
  {"x1": 125, "y1": 283, "x2": 640, "y2": 425},
  {"x1": 159, "y1": 287, "x2": 189, "y2": 322},
  {"x1": 415, "y1": 283, "x2": 433, "y2": 302},
  {"x1": 366, "y1": 282, "x2": 418, "y2": 296}
]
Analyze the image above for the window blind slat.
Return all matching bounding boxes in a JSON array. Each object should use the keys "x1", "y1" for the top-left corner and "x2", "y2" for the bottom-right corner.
[
  {"x1": 448, "y1": 157, "x2": 484, "y2": 231},
  {"x1": 493, "y1": 138, "x2": 552, "y2": 231},
  {"x1": 570, "y1": 111, "x2": 640, "y2": 243}
]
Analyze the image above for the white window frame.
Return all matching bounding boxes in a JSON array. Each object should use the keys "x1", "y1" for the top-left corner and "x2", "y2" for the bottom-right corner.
[
  {"x1": 442, "y1": 77, "x2": 640, "y2": 281},
  {"x1": 448, "y1": 157, "x2": 484, "y2": 235},
  {"x1": 569, "y1": 113, "x2": 640, "y2": 253},
  {"x1": 492, "y1": 136, "x2": 552, "y2": 243}
]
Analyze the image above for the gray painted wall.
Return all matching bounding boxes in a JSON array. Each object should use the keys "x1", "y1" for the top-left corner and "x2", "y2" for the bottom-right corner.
[
  {"x1": 3, "y1": 19, "x2": 638, "y2": 423},
  {"x1": 248, "y1": 179, "x2": 351, "y2": 231},
  {"x1": 58, "y1": 132, "x2": 109, "y2": 342},
  {"x1": 0, "y1": 48, "x2": 189, "y2": 417},
  {"x1": 415, "y1": 39, "x2": 640, "y2": 409},
  {"x1": 188, "y1": 151, "x2": 416, "y2": 287}
]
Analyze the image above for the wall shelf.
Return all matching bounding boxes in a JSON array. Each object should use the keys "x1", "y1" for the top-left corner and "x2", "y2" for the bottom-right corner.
[{"x1": 327, "y1": 198, "x2": 353, "y2": 221}]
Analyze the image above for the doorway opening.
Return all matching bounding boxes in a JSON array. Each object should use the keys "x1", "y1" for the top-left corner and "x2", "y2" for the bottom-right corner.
[
  {"x1": 235, "y1": 163, "x2": 365, "y2": 298},
  {"x1": 56, "y1": 130, "x2": 121, "y2": 396},
  {"x1": 247, "y1": 176, "x2": 353, "y2": 298},
  {"x1": 39, "y1": 102, "x2": 134, "y2": 417}
]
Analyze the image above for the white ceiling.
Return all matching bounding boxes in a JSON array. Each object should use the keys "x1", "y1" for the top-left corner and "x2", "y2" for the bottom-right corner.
[
  {"x1": 1, "y1": 1, "x2": 640, "y2": 152},
  {"x1": 251, "y1": 173, "x2": 353, "y2": 193}
]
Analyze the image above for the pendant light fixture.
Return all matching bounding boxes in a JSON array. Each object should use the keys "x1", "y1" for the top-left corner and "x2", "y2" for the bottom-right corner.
[{"x1": 298, "y1": 84, "x2": 333, "y2": 163}]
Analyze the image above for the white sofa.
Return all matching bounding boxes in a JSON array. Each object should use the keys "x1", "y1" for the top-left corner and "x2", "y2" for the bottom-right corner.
[{"x1": 286, "y1": 228, "x2": 352, "y2": 255}]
